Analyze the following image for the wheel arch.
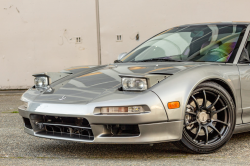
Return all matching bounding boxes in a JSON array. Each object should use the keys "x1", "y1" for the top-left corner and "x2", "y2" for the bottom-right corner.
[
  {"x1": 181, "y1": 76, "x2": 238, "y2": 124},
  {"x1": 200, "y1": 78, "x2": 236, "y2": 106}
]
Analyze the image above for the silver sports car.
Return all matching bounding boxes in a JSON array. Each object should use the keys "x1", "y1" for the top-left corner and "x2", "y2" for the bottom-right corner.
[{"x1": 19, "y1": 22, "x2": 250, "y2": 153}]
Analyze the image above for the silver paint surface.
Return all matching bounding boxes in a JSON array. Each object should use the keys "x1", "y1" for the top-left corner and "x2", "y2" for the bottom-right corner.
[{"x1": 19, "y1": 23, "x2": 250, "y2": 143}]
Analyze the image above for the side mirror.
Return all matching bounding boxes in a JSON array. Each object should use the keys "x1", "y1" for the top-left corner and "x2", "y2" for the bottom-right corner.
[
  {"x1": 114, "y1": 52, "x2": 127, "y2": 63},
  {"x1": 239, "y1": 48, "x2": 250, "y2": 63},
  {"x1": 118, "y1": 52, "x2": 127, "y2": 60}
]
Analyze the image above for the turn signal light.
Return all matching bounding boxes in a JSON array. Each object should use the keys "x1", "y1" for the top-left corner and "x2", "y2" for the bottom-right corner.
[{"x1": 168, "y1": 101, "x2": 180, "y2": 109}]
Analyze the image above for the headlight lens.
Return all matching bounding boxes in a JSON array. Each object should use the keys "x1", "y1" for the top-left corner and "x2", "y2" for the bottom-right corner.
[
  {"x1": 100, "y1": 106, "x2": 144, "y2": 114},
  {"x1": 34, "y1": 77, "x2": 48, "y2": 88},
  {"x1": 122, "y1": 77, "x2": 147, "y2": 91}
]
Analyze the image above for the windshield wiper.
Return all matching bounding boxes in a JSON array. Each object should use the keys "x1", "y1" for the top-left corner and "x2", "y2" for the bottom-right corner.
[
  {"x1": 114, "y1": 60, "x2": 123, "y2": 63},
  {"x1": 133, "y1": 58, "x2": 184, "y2": 62}
]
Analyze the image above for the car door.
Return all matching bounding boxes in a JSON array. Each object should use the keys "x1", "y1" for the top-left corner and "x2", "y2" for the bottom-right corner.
[{"x1": 238, "y1": 37, "x2": 250, "y2": 123}]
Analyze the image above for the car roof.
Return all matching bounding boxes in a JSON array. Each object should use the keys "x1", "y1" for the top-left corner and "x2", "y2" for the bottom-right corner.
[{"x1": 178, "y1": 22, "x2": 250, "y2": 27}]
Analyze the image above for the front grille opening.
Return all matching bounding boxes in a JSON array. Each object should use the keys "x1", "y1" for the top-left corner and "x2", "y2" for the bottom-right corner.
[
  {"x1": 43, "y1": 125, "x2": 93, "y2": 137},
  {"x1": 53, "y1": 126, "x2": 61, "y2": 132},
  {"x1": 45, "y1": 125, "x2": 54, "y2": 132},
  {"x1": 30, "y1": 114, "x2": 93, "y2": 140},
  {"x1": 81, "y1": 130, "x2": 89, "y2": 136},
  {"x1": 23, "y1": 117, "x2": 32, "y2": 129},
  {"x1": 30, "y1": 114, "x2": 90, "y2": 128},
  {"x1": 30, "y1": 115, "x2": 90, "y2": 127},
  {"x1": 102, "y1": 124, "x2": 140, "y2": 137}
]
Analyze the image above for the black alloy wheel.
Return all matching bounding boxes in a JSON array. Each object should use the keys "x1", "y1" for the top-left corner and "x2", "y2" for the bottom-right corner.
[{"x1": 174, "y1": 82, "x2": 235, "y2": 153}]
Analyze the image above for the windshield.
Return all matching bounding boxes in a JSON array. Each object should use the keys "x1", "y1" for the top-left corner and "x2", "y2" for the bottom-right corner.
[{"x1": 121, "y1": 24, "x2": 247, "y2": 63}]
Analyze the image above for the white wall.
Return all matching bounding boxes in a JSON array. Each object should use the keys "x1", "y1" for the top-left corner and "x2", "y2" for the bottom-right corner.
[
  {"x1": 1, "y1": 0, "x2": 250, "y2": 89},
  {"x1": 99, "y1": 0, "x2": 250, "y2": 64},
  {"x1": 0, "y1": 0, "x2": 98, "y2": 89}
]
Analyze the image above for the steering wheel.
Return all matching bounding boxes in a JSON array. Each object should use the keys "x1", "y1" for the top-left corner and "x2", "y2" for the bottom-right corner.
[{"x1": 204, "y1": 48, "x2": 229, "y2": 61}]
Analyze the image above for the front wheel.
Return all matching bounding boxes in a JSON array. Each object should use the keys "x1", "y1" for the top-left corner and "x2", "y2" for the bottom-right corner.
[{"x1": 173, "y1": 82, "x2": 235, "y2": 154}]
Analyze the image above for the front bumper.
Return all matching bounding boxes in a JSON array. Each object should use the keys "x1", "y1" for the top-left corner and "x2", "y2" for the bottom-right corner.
[
  {"x1": 19, "y1": 105, "x2": 183, "y2": 144},
  {"x1": 23, "y1": 120, "x2": 182, "y2": 144}
]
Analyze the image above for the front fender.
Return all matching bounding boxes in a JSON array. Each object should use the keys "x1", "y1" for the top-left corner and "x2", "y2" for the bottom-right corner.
[{"x1": 151, "y1": 64, "x2": 241, "y2": 124}]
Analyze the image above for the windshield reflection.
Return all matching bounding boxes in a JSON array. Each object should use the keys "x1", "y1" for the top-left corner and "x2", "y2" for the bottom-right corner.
[{"x1": 122, "y1": 24, "x2": 246, "y2": 63}]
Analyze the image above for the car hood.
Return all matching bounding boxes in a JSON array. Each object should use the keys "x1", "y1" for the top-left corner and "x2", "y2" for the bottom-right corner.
[{"x1": 33, "y1": 62, "x2": 198, "y2": 104}]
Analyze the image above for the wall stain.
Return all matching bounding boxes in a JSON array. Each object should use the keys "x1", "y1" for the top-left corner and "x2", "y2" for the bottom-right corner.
[{"x1": 16, "y1": 7, "x2": 20, "y2": 13}]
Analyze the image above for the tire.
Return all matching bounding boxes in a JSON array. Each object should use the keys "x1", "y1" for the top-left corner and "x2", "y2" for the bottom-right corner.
[{"x1": 173, "y1": 81, "x2": 236, "y2": 154}]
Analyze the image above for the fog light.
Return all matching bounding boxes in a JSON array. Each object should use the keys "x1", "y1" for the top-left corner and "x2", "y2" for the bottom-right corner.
[{"x1": 100, "y1": 106, "x2": 144, "y2": 113}]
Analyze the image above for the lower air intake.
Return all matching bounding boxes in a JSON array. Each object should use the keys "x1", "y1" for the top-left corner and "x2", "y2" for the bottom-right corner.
[{"x1": 30, "y1": 114, "x2": 94, "y2": 141}]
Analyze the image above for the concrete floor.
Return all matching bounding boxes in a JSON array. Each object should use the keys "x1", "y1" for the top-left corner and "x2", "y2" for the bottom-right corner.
[{"x1": 0, "y1": 93, "x2": 250, "y2": 166}]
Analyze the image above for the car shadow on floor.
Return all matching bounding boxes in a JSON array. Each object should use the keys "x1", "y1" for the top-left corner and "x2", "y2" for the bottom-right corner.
[
  {"x1": 29, "y1": 132, "x2": 250, "y2": 159},
  {"x1": 31, "y1": 141, "x2": 188, "y2": 158}
]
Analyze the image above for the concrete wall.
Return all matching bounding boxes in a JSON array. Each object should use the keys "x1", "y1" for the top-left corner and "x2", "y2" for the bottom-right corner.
[
  {"x1": 1, "y1": 0, "x2": 250, "y2": 89},
  {"x1": 99, "y1": 0, "x2": 250, "y2": 64},
  {"x1": 0, "y1": 0, "x2": 98, "y2": 89}
]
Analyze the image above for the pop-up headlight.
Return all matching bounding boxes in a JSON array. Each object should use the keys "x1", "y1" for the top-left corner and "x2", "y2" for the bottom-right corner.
[
  {"x1": 33, "y1": 74, "x2": 52, "y2": 92},
  {"x1": 119, "y1": 73, "x2": 170, "y2": 91},
  {"x1": 34, "y1": 76, "x2": 48, "y2": 88},
  {"x1": 122, "y1": 77, "x2": 147, "y2": 91},
  {"x1": 32, "y1": 72, "x2": 71, "y2": 93}
]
